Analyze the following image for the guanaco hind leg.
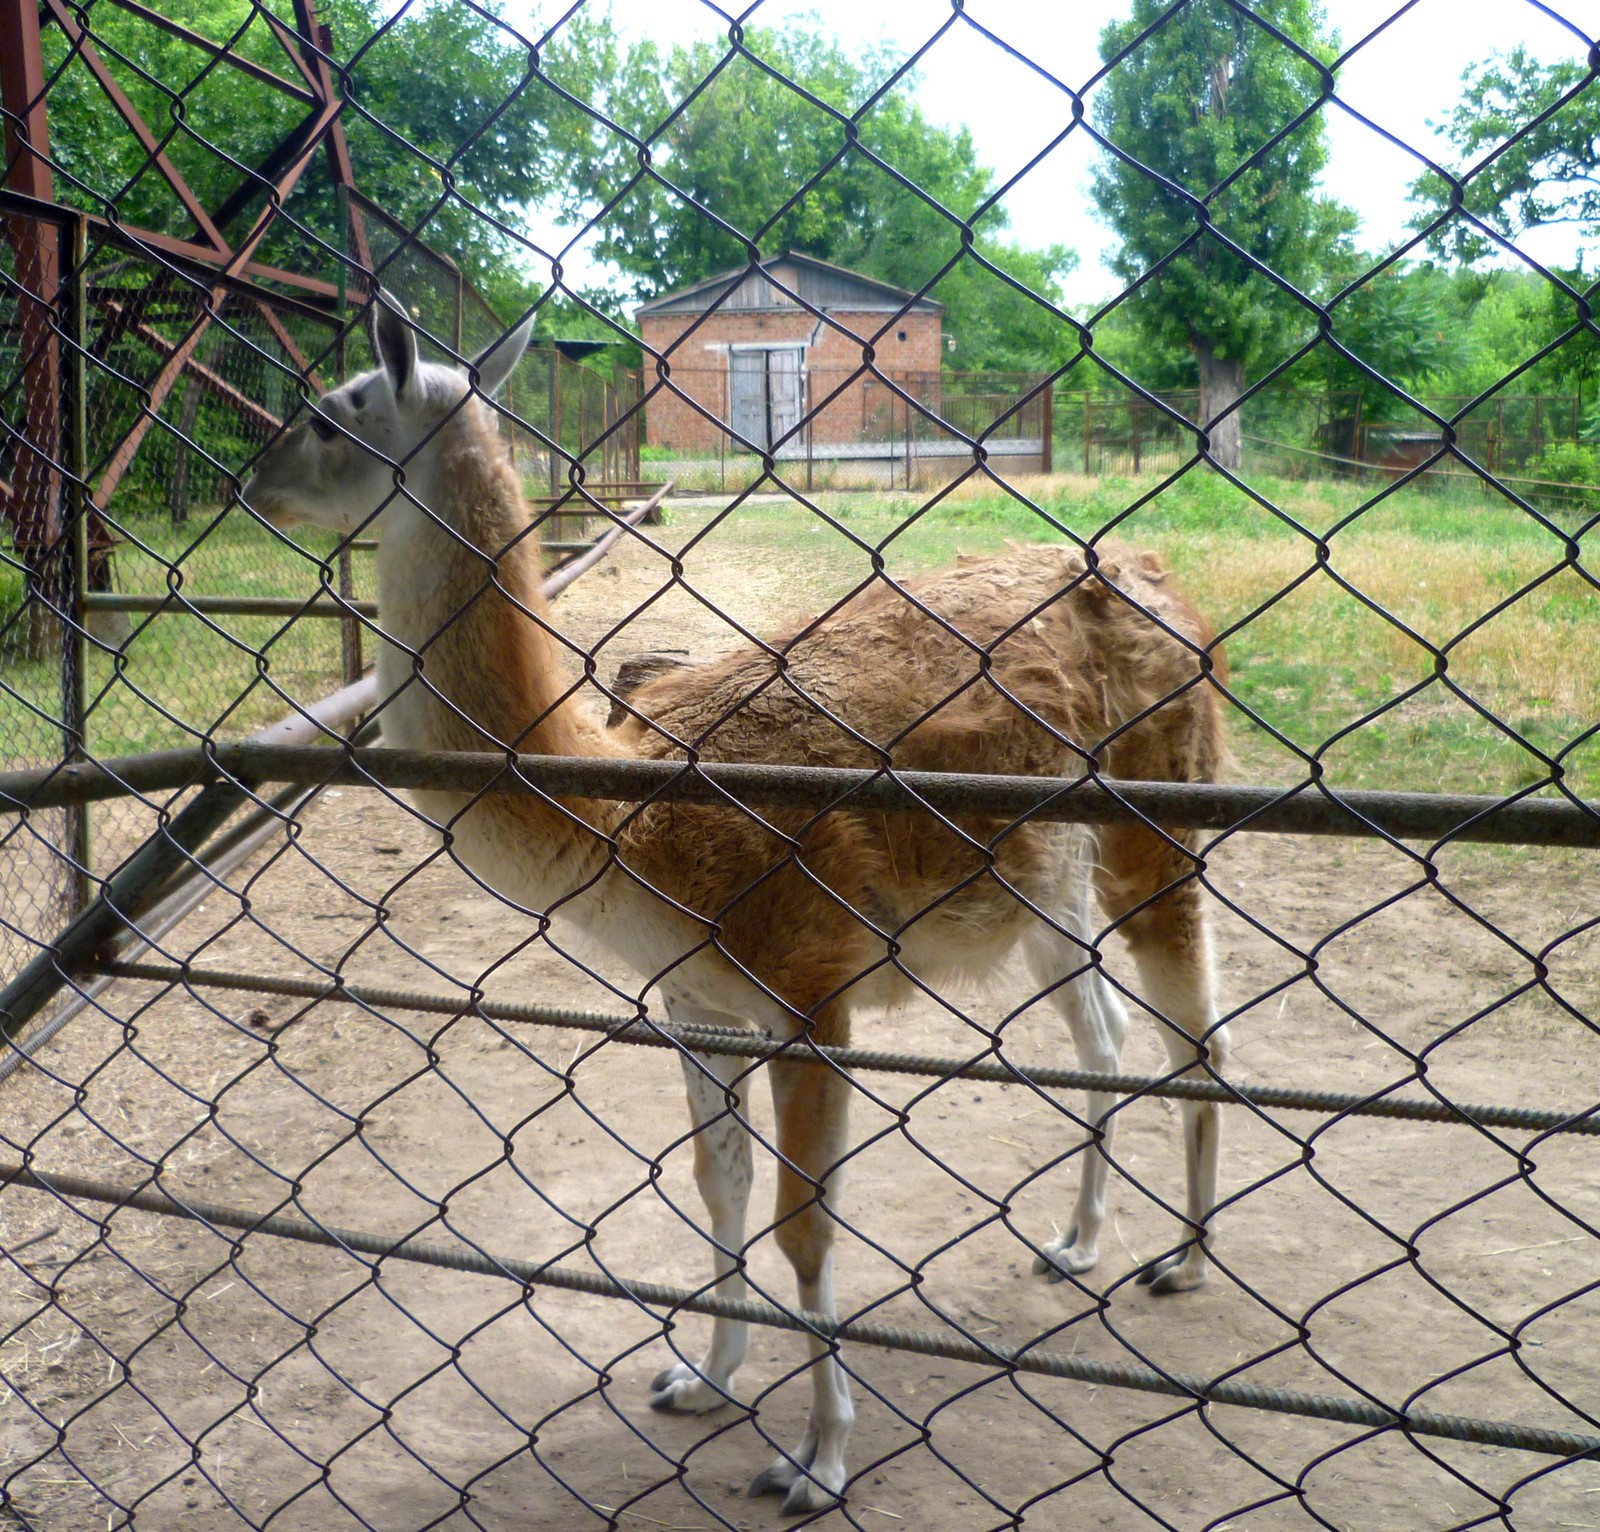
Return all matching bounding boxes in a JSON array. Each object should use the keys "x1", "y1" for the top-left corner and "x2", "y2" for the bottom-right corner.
[
  {"x1": 747, "y1": 1054, "x2": 855, "y2": 1515},
  {"x1": 1097, "y1": 821, "x2": 1228, "y2": 1295},
  {"x1": 1024, "y1": 864, "x2": 1132, "y2": 1282}
]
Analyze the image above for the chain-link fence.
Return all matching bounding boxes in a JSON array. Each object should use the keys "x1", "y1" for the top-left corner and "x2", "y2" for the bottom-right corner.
[
  {"x1": 647, "y1": 367, "x2": 1052, "y2": 492},
  {"x1": 4, "y1": 2, "x2": 1599, "y2": 1529}
]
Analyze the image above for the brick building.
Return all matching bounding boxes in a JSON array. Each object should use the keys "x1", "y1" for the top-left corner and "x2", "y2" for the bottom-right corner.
[{"x1": 635, "y1": 252, "x2": 945, "y2": 455}]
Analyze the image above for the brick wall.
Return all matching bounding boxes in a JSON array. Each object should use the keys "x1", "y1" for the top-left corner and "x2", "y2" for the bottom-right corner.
[{"x1": 639, "y1": 308, "x2": 944, "y2": 451}]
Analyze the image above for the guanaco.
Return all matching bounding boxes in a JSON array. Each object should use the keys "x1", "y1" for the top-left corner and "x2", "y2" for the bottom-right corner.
[{"x1": 244, "y1": 302, "x2": 1230, "y2": 1514}]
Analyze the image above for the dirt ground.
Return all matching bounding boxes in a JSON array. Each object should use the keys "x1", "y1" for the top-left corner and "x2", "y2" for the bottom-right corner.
[{"x1": 2, "y1": 507, "x2": 1598, "y2": 1531}]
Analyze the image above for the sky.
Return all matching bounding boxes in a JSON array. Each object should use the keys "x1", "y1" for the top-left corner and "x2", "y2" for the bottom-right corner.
[{"x1": 506, "y1": 0, "x2": 1600, "y2": 307}]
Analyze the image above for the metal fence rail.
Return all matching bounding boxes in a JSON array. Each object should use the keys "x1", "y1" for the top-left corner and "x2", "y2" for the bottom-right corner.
[{"x1": 3, "y1": 3, "x2": 1598, "y2": 1531}]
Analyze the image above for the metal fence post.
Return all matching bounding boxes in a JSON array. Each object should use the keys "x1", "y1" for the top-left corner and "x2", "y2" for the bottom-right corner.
[
  {"x1": 549, "y1": 348, "x2": 561, "y2": 496},
  {"x1": 335, "y1": 182, "x2": 362, "y2": 686},
  {"x1": 65, "y1": 211, "x2": 91, "y2": 911}
]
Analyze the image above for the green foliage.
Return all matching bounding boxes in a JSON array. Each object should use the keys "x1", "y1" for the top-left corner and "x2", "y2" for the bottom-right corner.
[
  {"x1": 1530, "y1": 440, "x2": 1600, "y2": 486},
  {"x1": 1090, "y1": 0, "x2": 1351, "y2": 367},
  {"x1": 326, "y1": 2, "x2": 613, "y2": 298},
  {"x1": 37, "y1": 2, "x2": 301, "y2": 233},
  {"x1": 1318, "y1": 262, "x2": 1469, "y2": 420},
  {"x1": 552, "y1": 26, "x2": 1077, "y2": 369},
  {"x1": 35, "y1": 1, "x2": 608, "y2": 299},
  {"x1": 1426, "y1": 266, "x2": 1599, "y2": 401},
  {"x1": 1409, "y1": 46, "x2": 1600, "y2": 401},
  {"x1": 1089, "y1": 302, "x2": 1199, "y2": 393},
  {"x1": 1413, "y1": 48, "x2": 1600, "y2": 262}
]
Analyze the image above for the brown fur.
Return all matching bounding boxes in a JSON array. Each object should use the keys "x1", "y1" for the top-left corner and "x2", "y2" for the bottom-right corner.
[
  {"x1": 393, "y1": 401, "x2": 1228, "y2": 1010},
  {"x1": 417, "y1": 396, "x2": 1226, "y2": 1035},
  {"x1": 609, "y1": 541, "x2": 1225, "y2": 1023}
]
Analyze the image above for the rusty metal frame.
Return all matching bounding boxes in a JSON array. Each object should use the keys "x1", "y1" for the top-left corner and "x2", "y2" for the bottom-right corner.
[{"x1": 2, "y1": 0, "x2": 374, "y2": 530}]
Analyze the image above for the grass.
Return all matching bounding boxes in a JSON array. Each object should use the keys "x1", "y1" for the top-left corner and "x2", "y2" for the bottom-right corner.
[
  {"x1": 2, "y1": 509, "x2": 376, "y2": 763},
  {"x1": 3, "y1": 469, "x2": 1595, "y2": 803}
]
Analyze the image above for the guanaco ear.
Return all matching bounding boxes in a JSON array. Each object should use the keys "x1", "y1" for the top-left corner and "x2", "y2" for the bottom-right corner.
[
  {"x1": 470, "y1": 313, "x2": 535, "y2": 400},
  {"x1": 371, "y1": 294, "x2": 417, "y2": 399}
]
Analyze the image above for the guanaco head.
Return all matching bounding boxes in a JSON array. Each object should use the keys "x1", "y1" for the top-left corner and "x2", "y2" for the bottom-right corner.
[{"x1": 242, "y1": 296, "x2": 532, "y2": 535}]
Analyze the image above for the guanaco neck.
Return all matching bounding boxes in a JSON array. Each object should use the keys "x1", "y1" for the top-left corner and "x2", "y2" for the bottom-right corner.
[{"x1": 372, "y1": 396, "x2": 620, "y2": 772}]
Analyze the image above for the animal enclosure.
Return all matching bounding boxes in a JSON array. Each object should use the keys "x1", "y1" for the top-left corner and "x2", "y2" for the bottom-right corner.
[{"x1": 3, "y1": 3, "x2": 1599, "y2": 1531}]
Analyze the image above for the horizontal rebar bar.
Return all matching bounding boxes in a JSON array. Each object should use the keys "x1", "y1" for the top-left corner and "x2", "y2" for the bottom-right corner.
[
  {"x1": 0, "y1": 783, "x2": 248, "y2": 1047},
  {"x1": 4, "y1": 744, "x2": 1598, "y2": 847},
  {"x1": 94, "y1": 959, "x2": 1600, "y2": 1137},
  {"x1": 3, "y1": 1158, "x2": 1594, "y2": 1461},
  {"x1": 0, "y1": 676, "x2": 383, "y2": 1056},
  {"x1": 80, "y1": 591, "x2": 381, "y2": 620}
]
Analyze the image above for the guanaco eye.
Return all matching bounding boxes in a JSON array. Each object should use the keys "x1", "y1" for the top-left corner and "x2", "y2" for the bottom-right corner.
[{"x1": 310, "y1": 414, "x2": 338, "y2": 443}]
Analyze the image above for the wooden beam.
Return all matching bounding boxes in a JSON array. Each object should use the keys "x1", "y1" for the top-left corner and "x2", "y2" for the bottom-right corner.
[{"x1": 292, "y1": 4, "x2": 355, "y2": 188}]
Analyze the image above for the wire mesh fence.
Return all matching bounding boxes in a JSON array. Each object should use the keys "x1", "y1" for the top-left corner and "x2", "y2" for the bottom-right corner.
[
  {"x1": 646, "y1": 368, "x2": 1052, "y2": 492},
  {"x1": 2, "y1": 2, "x2": 1599, "y2": 1530}
]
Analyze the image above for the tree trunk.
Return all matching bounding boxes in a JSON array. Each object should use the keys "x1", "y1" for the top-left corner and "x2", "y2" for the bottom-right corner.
[{"x1": 1194, "y1": 339, "x2": 1245, "y2": 474}]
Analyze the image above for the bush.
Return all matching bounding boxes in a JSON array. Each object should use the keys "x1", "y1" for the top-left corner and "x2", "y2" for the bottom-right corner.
[{"x1": 1529, "y1": 440, "x2": 1600, "y2": 486}]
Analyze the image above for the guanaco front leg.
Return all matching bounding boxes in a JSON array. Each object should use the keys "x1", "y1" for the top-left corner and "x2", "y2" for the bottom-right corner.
[{"x1": 650, "y1": 1009, "x2": 755, "y2": 1414}]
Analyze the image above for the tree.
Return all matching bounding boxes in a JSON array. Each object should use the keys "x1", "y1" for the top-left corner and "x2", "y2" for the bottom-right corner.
[
  {"x1": 1091, "y1": 0, "x2": 1351, "y2": 471},
  {"x1": 1409, "y1": 48, "x2": 1600, "y2": 401},
  {"x1": 552, "y1": 28, "x2": 1077, "y2": 369},
  {"x1": 23, "y1": 1, "x2": 621, "y2": 522},
  {"x1": 34, "y1": 1, "x2": 613, "y2": 308},
  {"x1": 1313, "y1": 261, "x2": 1467, "y2": 435},
  {"x1": 1413, "y1": 48, "x2": 1600, "y2": 263}
]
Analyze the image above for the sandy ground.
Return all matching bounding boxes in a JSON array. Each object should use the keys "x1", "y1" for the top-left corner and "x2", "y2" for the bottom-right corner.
[{"x1": 2, "y1": 513, "x2": 1598, "y2": 1531}]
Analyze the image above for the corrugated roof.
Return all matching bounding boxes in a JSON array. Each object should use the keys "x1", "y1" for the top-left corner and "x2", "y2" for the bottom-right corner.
[{"x1": 635, "y1": 251, "x2": 944, "y2": 318}]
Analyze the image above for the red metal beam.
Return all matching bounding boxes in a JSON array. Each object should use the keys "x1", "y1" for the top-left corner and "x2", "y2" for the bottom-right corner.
[
  {"x1": 99, "y1": 0, "x2": 319, "y2": 105},
  {"x1": 91, "y1": 297, "x2": 224, "y2": 510},
  {"x1": 41, "y1": 0, "x2": 228, "y2": 253},
  {"x1": 258, "y1": 7, "x2": 323, "y2": 95},
  {"x1": 10, "y1": 0, "x2": 372, "y2": 528},
  {"x1": 221, "y1": 94, "x2": 344, "y2": 281},
  {"x1": 81, "y1": 218, "x2": 342, "y2": 304},
  {"x1": 293, "y1": 4, "x2": 355, "y2": 190},
  {"x1": 254, "y1": 300, "x2": 325, "y2": 394},
  {"x1": 1, "y1": 0, "x2": 64, "y2": 558},
  {"x1": 93, "y1": 295, "x2": 282, "y2": 435},
  {"x1": 209, "y1": 110, "x2": 330, "y2": 234},
  {"x1": 293, "y1": 2, "x2": 373, "y2": 275},
  {"x1": 89, "y1": 81, "x2": 344, "y2": 506}
]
